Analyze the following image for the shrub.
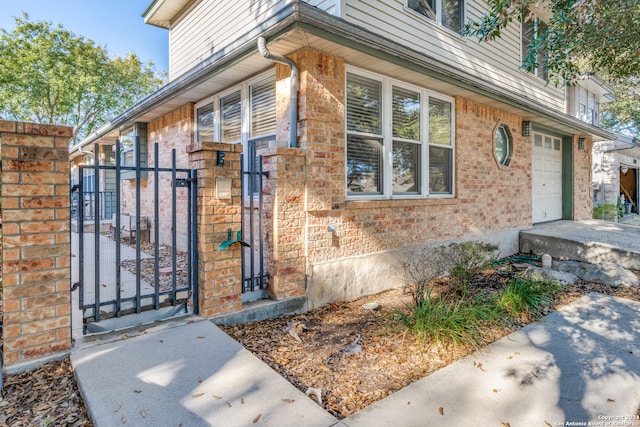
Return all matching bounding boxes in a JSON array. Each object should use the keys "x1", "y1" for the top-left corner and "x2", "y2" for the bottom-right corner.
[
  {"x1": 447, "y1": 241, "x2": 500, "y2": 295},
  {"x1": 593, "y1": 202, "x2": 623, "y2": 221}
]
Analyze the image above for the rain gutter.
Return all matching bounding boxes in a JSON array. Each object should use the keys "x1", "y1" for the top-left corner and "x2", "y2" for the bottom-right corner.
[{"x1": 257, "y1": 36, "x2": 298, "y2": 148}]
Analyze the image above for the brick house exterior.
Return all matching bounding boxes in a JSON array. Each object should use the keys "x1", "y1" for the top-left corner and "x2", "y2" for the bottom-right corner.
[{"x1": 70, "y1": 0, "x2": 614, "y2": 316}]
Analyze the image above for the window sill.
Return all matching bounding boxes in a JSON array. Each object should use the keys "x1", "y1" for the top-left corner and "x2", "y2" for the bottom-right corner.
[{"x1": 344, "y1": 196, "x2": 458, "y2": 210}]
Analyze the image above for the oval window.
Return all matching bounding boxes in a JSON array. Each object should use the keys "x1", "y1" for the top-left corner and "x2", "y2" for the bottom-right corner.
[{"x1": 494, "y1": 124, "x2": 512, "y2": 166}]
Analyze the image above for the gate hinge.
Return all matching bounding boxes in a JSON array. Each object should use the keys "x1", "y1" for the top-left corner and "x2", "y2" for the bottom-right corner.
[
  {"x1": 173, "y1": 178, "x2": 190, "y2": 188},
  {"x1": 71, "y1": 282, "x2": 80, "y2": 292}
]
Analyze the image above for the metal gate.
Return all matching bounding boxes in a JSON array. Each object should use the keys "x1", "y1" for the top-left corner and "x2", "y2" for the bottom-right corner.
[
  {"x1": 71, "y1": 140, "x2": 198, "y2": 332},
  {"x1": 240, "y1": 147, "x2": 269, "y2": 302}
]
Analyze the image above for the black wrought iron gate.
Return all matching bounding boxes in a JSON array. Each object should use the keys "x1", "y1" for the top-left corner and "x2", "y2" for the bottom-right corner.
[
  {"x1": 240, "y1": 149, "x2": 269, "y2": 302},
  {"x1": 72, "y1": 140, "x2": 197, "y2": 332}
]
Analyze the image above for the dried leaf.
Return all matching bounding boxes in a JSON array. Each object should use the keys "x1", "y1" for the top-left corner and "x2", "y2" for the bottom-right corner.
[
  {"x1": 198, "y1": 376, "x2": 203, "y2": 383},
  {"x1": 133, "y1": 389, "x2": 142, "y2": 393},
  {"x1": 502, "y1": 423, "x2": 510, "y2": 427},
  {"x1": 212, "y1": 395, "x2": 222, "y2": 400},
  {"x1": 282, "y1": 399, "x2": 295, "y2": 404},
  {"x1": 493, "y1": 388, "x2": 500, "y2": 393},
  {"x1": 438, "y1": 407, "x2": 444, "y2": 416},
  {"x1": 114, "y1": 404, "x2": 122, "y2": 413},
  {"x1": 607, "y1": 398, "x2": 615, "y2": 402},
  {"x1": 241, "y1": 398, "x2": 245, "y2": 404},
  {"x1": 545, "y1": 421, "x2": 552, "y2": 426},
  {"x1": 225, "y1": 401, "x2": 232, "y2": 408},
  {"x1": 121, "y1": 415, "x2": 127, "y2": 424},
  {"x1": 141, "y1": 408, "x2": 147, "y2": 418},
  {"x1": 476, "y1": 363, "x2": 485, "y2": 372},
  {"x1": 197, "y1": 336, "x2": 206, "y2": 339},
  {"x1": 192, "y1": 393, "x2": 205, "y2": 398},
  {"x1": 253, "y1": 414, "x2": 262, "y2": 423}
]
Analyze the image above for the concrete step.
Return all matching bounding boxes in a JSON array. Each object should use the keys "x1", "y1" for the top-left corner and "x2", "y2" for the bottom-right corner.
[{"x1": 519, "y1": 219, "x2": 640, "y2": 270}]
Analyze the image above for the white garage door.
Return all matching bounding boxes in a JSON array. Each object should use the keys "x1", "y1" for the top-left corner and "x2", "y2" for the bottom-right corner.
[{"x1": 532, "y1": 132, "x2": 563, "y2": 223}]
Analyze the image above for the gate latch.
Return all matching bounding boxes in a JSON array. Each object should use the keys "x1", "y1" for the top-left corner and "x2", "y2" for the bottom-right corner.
[
  {"x1": 174, "y1": 178, "x2": 189, "y2": 188},
  {"x1": 217, "y1": 228, "x2": 250, "y2": 250}
]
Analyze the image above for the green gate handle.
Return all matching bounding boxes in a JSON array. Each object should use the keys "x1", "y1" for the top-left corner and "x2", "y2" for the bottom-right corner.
[{"x1": 217, "y1": 228, "x2": 251, "y2": 250}]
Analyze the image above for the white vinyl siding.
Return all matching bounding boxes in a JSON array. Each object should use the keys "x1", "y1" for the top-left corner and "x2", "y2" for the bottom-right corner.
[
  {"x1": 169, "y1": 1, "x2": 291, "y2": 77},
  {"x1": 306, "y1": 0, "x2": 342, "y2": 16},
  {"x1": 169, "y1": 0, "x2": 340, "y2": 78},
  {"x1": 345, "y1": 0, "x2": 564, "y2": 111}
]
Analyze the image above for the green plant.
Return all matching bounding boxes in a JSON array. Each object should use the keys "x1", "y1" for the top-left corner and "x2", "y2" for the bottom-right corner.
[
  {"x1": 496, "y1": 277, "x2": 560, "y2": 321},
  {"x1": 394, "y1": 290, "x2": 489, "y2": 346},
  {"x1": 593, "y1": 202, "x2": 623, "y2": 221}
]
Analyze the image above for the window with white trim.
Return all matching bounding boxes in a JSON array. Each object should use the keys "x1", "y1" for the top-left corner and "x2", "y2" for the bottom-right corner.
[
  {"x1": 195, "y1": 71, "x2": 276, "y2": 193},
  {"x1": 582, "y1": 88, "x2": 599, "y2": 125},
  {"x1": 407, "y1": 0, "x2": 464, "y2": 33},
  {"x1": 346, "y1": 69, "x2": 455, "y2": 198}
]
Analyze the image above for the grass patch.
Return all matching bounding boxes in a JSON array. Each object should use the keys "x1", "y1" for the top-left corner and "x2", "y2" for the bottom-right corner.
[
  {"x1": 496, "y1": 277, "x2": 560, "y2": 322},
  {"x1": 394, "y1": 277, "x2": 560, "y2": 347},
  {"x1": 394, "y1": 289, "x2": 498, "y2": 347}
]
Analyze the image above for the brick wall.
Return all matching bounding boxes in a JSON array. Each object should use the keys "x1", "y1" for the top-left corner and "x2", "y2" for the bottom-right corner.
[
  {"x1": 573, "y1": 136, "x2": 593, "y2": 220},
  {"x1": 262, "y1": 47, "x2": 533, "y2": 307},
  {"x1": 1, "y1": 120, "x2": 73, "y2": 370},
  {"x1": 120, "y1": 104, "x2": 194, "y2": 250},
  {"x1": 300, "y1": 85, "x2": 532, "y2": 265}
]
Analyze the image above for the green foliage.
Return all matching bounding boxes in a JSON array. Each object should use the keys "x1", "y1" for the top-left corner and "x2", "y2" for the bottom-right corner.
[
  {"x1": 592, "y1": 202, "x2": 623, "y2": 221},
  {"x1": 463, "y1": 1, "x2": 640, "y2": 84},
  {"x1": 496, "y1": 277, "x2": 560, "y2": 321},
  {"x1": 0, "y1": 14, "x2": 165, "y2": 144},
  {"x1": 601, "y1": 76, "x2": 640, "y2": 137},
  {"x1": 396, "y1": 243, "x2": 560, "y2": 346},
  {"x1": 394, "y1": 291, "x2": 494, "y2": 346}
]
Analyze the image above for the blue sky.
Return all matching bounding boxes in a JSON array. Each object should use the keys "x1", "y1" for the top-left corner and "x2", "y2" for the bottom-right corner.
[{"x1": 0, "y1": 0, "x2": 169, "y2": 73}]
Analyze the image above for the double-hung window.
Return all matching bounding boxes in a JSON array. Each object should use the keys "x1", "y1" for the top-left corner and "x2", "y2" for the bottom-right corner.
[
  {"x1": 346, "y1": 70, "x2": 454, "y2": 199},
  {"x1": 407, "y1": 0, "x2": 464, "y2": 33},
  {"x1": 521, "y1": 10, "x2": 549, "y2": 80},
  {"x1": 195, "y1": 71, "x2": 276, "y2": 194}
]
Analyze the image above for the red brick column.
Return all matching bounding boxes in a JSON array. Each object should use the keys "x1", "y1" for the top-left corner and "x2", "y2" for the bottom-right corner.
[
  {"x1": 1, "y1": 120, "x2": 73, "y2": 370},
  {"x1": 187, "y1": 141, "x2": 243, "y2": 316},
  {"x1": 261, "y1": 147, "x2": 307, "y2": 299}
]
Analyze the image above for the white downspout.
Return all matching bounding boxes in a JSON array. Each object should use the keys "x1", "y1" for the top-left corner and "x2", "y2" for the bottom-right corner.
[{"x1": 257, "y1": 37, "x2": 298, "y2": 148}]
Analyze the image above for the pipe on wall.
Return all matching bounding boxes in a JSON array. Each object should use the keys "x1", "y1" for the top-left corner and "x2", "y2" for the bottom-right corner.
[{"x1": 257, "y1": 36, "x2": 298, "y2": 148}]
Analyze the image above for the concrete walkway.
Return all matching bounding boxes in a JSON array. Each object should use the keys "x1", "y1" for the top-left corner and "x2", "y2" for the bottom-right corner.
[{"x1": 72, "y1": 293, "x2": 640, "y2": 427}]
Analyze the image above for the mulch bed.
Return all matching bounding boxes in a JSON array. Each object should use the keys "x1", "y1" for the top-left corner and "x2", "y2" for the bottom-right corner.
[
  {"x1": 0, "y1": 358, "x2": 92, "y2": 426},
  {"x1": 221, "y1": 272, "x2": 640, "y2": 418}
]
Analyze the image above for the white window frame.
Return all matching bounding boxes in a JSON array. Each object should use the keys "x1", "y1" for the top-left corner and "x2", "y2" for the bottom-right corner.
[
  {"x1": 194, "y1": 70, "x2": 276, "y2": 195},
  {"x1": 405, "y1": 0, "x2": 465, "y2": 34},
  {"x1": 576, "y1": 85, "x2": 600, "y2": 126},
  {"x1": 345, "y1": 66, "x2": 455, "y2": 201}
]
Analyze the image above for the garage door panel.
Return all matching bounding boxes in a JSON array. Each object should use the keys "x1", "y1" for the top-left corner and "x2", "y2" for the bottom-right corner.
[{"x1": 532, "y1": 133, "x2": 563, "y2": 223}]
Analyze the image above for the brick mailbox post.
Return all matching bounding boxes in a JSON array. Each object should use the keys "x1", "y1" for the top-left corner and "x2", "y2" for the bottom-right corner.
[{"x1": 1, "y1": 120, "x2": 73, "y2": 372}]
